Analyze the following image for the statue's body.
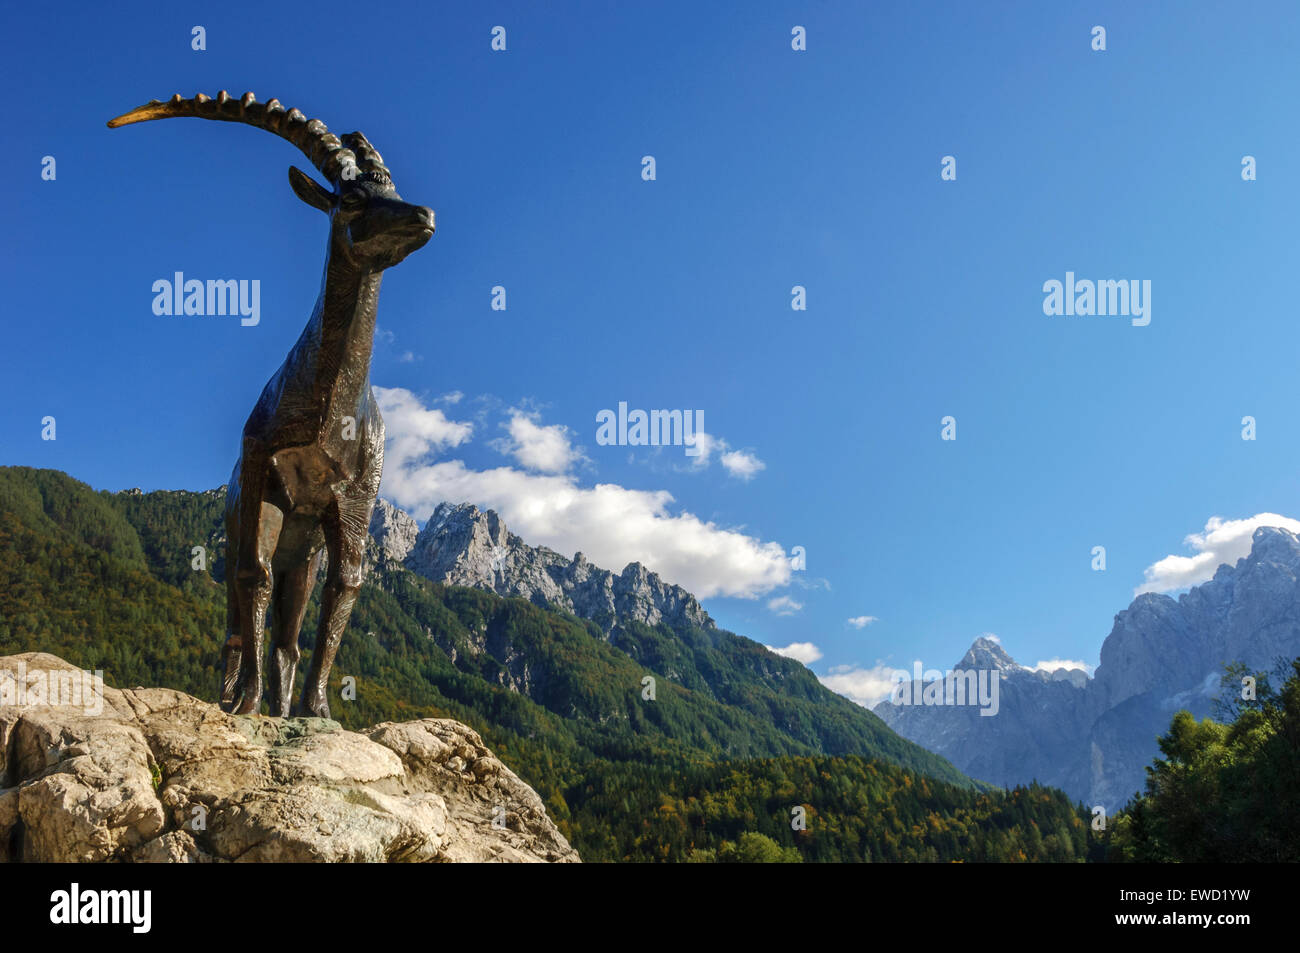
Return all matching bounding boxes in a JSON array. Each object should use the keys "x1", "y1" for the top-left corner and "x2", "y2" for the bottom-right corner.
[{"x1": 109, "y1": 91, "x2": 434, "y2": 717}]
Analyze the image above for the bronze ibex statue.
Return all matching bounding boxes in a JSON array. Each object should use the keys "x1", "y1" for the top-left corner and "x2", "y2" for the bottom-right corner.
[{"x1": 108, "y1": 91, "x2": 434, "y2": 717}]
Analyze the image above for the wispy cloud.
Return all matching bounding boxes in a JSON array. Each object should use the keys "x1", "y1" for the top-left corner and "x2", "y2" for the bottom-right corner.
[
  {"x1": 685, "y1": 432, "x2": 765, "y2": 480},
  {"x1": 375, "y1": 325, "x2": 421, "y2": 364},
  {"x1": 767, "y1": 595, "x2": 804, "y2": 616},
  {"x1": 846, "y1": 615, "x2": 878, "y2": 629},
  {"x1": 765, "y1": 641, "x2": 822, "y2": 664},
  {"x1": 1030, "y1": 658, "x2": 1092, "y2": 675},
  {"x1": 819, "y1": 663, "x2": 900, "y2": 707},
  {"x1": 720, "y1": 449, "x2": 765, "y2": 480}
]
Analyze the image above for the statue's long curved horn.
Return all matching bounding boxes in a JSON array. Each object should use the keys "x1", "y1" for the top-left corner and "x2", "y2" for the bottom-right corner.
[{"x1": 107, "y1": 91, "x2": 361, "y2": 185}]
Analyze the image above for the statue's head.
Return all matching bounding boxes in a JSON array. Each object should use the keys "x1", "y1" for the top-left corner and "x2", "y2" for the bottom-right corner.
[{"x1": 109, "y1": 92, "x2": 435, "y2": 272}]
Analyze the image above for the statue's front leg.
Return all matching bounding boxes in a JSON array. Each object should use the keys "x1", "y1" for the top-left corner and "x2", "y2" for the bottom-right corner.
[{"x1": 219, "y1": 585, "x2": 243, "y2": 712}]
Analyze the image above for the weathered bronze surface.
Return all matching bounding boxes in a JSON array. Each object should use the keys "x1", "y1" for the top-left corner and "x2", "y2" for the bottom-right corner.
[{"x1": 109, "y1": 91, "x2": 434, "y2": 717}]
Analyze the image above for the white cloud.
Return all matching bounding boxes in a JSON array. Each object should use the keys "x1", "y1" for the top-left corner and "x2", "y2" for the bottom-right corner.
[
  {"x1": 494, "y1": 411, "x2": 583, "y2": 474},
  {"x1": 765, "y1": 641, "x2": 822, "y2": 664},
  {"x1": 819, "y1": 663, "x2": 901, "y2": 708},
  {"x1": 374, "y1": 387, "x2": 474, "y2": 466},
  {"x1": 766, "y1": 595, "x2": 803, "y2": 616},
  {"x1": 437, "y1": 391, "x2": 464, "y2": 405},
  {"x1": 1136, "y1": 513, "x2": 1300, "y2": 594},
  {"x1": 1030, "y1": 658, "x2": 1092, "y2": 675},
  {"x1": 376, "y1": 390, "x2": 791, "y2": 599},
  {"x1": 720, "y1": 449, "x2": 765, "y2": 480},
  {"x1": 846, "y1": 615, "x2": 878, "y2": 629}
]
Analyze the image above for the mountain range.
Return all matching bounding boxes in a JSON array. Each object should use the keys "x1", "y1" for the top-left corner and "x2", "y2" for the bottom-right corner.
[
  {"x1": 875, "y1": 526, "x2": 1300, "y2": 807},
  {"x1": 370, "y1": 499, "x2": 712, "y2": 640},
  {"x1": 361, "y1": 495, "x2": 967, "y2": 775}
]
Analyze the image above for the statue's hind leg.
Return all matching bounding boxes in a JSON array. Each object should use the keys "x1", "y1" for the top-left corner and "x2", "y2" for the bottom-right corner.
[
  {"x1": 297, "y1": 497, "x2": 371, "y2": 719},
  {"x1": 219, "y1": 552, "x2": 243, "y2": 712},
  {"x1": 230, "y1": 481, "x2": 284, "y2": 716},
  {"x1": 269, "y1": 548, "x2": 322, "y2": 717}
]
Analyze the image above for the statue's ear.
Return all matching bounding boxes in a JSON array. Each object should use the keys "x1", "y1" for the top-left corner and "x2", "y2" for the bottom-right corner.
[{"x1": 288, "y1": 166, "x2": 335, "y2": 213}]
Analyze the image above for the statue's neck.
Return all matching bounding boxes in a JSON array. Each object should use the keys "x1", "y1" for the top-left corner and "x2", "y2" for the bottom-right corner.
[{"x1": 313, "y1": 241, "x2": 383, "y2": 392}]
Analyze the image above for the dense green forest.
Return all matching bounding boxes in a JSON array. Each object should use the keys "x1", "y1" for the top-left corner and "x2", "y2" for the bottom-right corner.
[
  {"x1": 0, "y1": 466, "x2": 1135, "y2": 861},
  {"x1": 567, "y1": 761, "x2": 1088, "y2": 862},
  {"x1": 1102, "y1": 660, "x2": 1300, "y2": 862}
]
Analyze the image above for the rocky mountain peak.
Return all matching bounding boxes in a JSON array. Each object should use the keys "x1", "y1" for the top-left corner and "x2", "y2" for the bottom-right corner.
[
  {"x1": 1239, "y1": 525, "x2": 1300, "y2": 573},
  {"x1": 1048, "y1": 667, "x2": 1090, "y2": 688},
  {"x1": 427, "y1": 502, "x2": 501, "y2": 540},
  {"x1": 1190, "y1": 525, "x2": 1300, "y2": 595},
  {"x1": 957, "y1": 636, "x2": 1022, "y2": 673},
  {"x1": 367, "y1": 498, "x2": 420, "y2": 567},
  {"x1": 397, "y1": 500, "x2": 714, "y2": 640}
]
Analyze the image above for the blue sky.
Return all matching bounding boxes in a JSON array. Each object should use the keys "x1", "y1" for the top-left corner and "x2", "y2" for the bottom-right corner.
[{"x1": 6, "y1": 1, "x2": 1300, "y2": 704}]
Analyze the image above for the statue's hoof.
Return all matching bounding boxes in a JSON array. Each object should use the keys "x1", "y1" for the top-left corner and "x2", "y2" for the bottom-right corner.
[{"x1": 298, "y1": 700, "x2": 330, "y2": 719}]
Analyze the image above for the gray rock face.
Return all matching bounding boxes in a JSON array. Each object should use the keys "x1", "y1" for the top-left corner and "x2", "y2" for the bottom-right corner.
[
  {"x1": 0, "y1": 652, "x2": 578, "y2": 863},
  {"x1": 403, "y1": 502, "x2": 714, "y2": 640},
  {"x1": 875, "y1": 638, "x2": 1096, "y2": 800},
  {"x1": 367, "y1": 497, "x2": 421, "y2": 568},
  {"x1": 876, "y1": 527, "x2": 1300, "y2": 808}
]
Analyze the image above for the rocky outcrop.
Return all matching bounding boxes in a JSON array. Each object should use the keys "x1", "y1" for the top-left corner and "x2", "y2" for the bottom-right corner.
[
  {"x1": 876, "y1": 527, "x2": 1300, "y2": 808},
  {"x1": 0, "y1": 653, "x2": 578, "y2": 863},
  {"x1": 367, "y1": 497, "x2": 421, "y2": 570},
  {"x1": 403, "y1": 501, "x2": 714, "y2": 640}
]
